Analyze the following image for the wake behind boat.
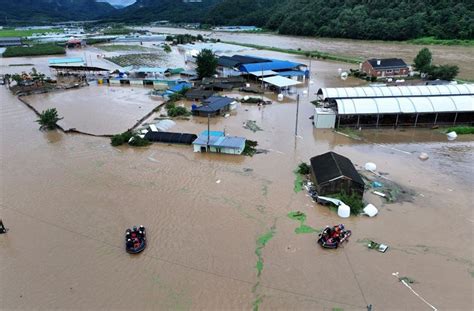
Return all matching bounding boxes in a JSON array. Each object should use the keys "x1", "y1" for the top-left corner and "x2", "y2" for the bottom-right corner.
[{"x1": 125, "y1": 225, "x2": 146, "y2": 254}]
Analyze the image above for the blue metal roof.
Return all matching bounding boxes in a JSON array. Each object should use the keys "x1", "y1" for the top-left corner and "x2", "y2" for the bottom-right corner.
[
  {"x1": 277, "y1": 70, "x2": 306, "y2": 77},
  {"x1": 134, "y1": 67, "x2": 167, "y2": 73},
  {"x1": 193, "y1": 135, "x2": 246, "y2": 149},
  {"x1": 48, "y1": 57, "x2": 84, "y2": 64},
  {"x1": 239, "y1": 60, "x2": 301, "y2": 73},
  {"x1": 169, "y1": 82, "x2": 192, "y2": 93}
]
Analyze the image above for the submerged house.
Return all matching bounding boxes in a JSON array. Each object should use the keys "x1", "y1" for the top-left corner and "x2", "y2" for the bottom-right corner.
[
  {"x1": 361, "y1": 58, "x2": 409, "y2": 78},
  {"x1": 185, "y1": 89, "x2": 215, "y2": 101},
  {"x1": 192, "y1": 131, "x2": 246, "y2": 155},
  {"x1": 191, "y1": 96, "x2": 237, "y2": 117},
  {"x1": 310, "y1": 152, "x2": 365, "y2": 198}
]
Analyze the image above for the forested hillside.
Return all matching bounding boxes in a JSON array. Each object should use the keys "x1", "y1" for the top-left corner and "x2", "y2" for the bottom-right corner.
[
  {"x1": 206, "y1": 0, "x2": 474, "y2": 40},
  {"x1": 107, "y1": 0, "x2": 221, "y2": 23},
  {"x1": 0, "y1": 0, "x2": 116, "y2": 24}
]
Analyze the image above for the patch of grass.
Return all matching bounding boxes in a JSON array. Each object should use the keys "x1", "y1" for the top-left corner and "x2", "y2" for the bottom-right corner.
[
  {"x1": 0, "y1": 28, "x2": 63, "y2": 38},
  {"x1": 287, "y1": 211, "x2": 320, "y2": 234},
  {"x1": 97, "y1": 44, "x2": 154, "y2": 52},
  {"x1": 443, "y1": 126, "x2": 474, "y2": 135},
  {"x1": 221, "y1": 40, "x2": 363, "y2": 64},
  {"x1": 3, "y1": 43, "x2": 65, "y2": 57},
  {"x1": 293, "y1": 170, "x2": 303, "y2": 193},
  {"x1": 407, "y1": 37, "x2": 474, "y2": 47},
  {"x1": 255, "y1": 226, "x2": 276, "y2": 277},
  {"x1": 337, "y1": 127, "x2": 362, "y2": 140},
  {"x1": 102, "y1": 27, "x2": 133, "y2": 35}
]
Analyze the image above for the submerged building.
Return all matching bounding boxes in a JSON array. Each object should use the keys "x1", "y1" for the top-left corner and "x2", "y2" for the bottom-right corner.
[
  {"x1": 310, "y1": 152, "x2": 365, "y2": 198},
  {"x1": 314, "y1": 84, "x2": 474, "y2": 128},
  {"x1": 192, "y1": 131, "x2": 246, "y2": 155}
]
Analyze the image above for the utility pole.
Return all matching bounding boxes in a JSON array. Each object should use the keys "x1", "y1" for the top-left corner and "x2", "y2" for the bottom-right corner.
[
  {"x1": 295, "y1": 94, "x2": 300, "y2": 136},
  {"x1": 207, "y1": 113, "x2": 210, "y2": 151}
]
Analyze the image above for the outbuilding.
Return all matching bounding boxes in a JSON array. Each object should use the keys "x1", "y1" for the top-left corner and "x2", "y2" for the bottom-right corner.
[
  {"x1": 0, "y1": 37, "x2": 22, "y2": 47},
  {"x1": 193, "y1": 131, "x2": 246, "y2": 155},
  {"x1": 310, "y1": 152, "x2": 365, "y2": 198},
  {"x1": 192, "y1": 96, "x2": 237, "y2": 117}
]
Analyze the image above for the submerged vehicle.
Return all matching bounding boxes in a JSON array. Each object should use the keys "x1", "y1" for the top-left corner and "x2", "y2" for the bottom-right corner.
[
  {"x1": 125, "y1": 225, "x2": 146, "y2": 254},
  {"x1": 317, "y1": 224, "x2": 351, "y2": 249}
]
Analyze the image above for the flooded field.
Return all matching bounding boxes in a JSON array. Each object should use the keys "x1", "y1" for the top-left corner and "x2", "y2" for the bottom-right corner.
[
  {"x1": 146, "y1": 27, "x2": 474, "y2": 80},
  {"x1": 22, "y1": 86, "x2": 162, "y2": 136},
  {"x1": 1, "y1": 40, "x2": 474, "y2": 310}
]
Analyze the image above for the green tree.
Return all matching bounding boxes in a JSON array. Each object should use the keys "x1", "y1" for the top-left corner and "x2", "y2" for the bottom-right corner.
[
  {"x1": 413, "y1": 48, "x2": 432, "y2": 73},
  {"x1": 196, "y1": 49, "x2": 218, "y2": 79},
  {"x1": 36, "y1": 108, "x2": 63, "y2": 130},
  {"x1": 427, "y1": 65, "x2": 459, "y2": 81},
  {"x1": 163, "y1": 44, "x2": 172, "y2": 53}
]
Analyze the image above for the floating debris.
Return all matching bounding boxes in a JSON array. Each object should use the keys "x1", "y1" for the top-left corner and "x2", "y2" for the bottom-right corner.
[{"x1": 244, "y1": 120, "x2": 263, "y2": 132}]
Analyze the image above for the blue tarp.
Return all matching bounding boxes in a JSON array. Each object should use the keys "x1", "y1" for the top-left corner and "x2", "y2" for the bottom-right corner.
[
  {"x1": 239, "y1": 60, "x2": 301, "y2": 73},
  {"x1": 169, "y1": 82, "x2": 192, "y2": 93},
  {"x1": 200, "y1": 131, "x2": 225, "y2": 137},
  {"x1": 48, "y1": 57, "x2": 84, "y2": 65}
]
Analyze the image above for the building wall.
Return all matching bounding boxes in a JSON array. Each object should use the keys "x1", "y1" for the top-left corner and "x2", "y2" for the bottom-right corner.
[
  {"x1": 316, "y1": 178, "x2": 364, "y2": 198},
  {"x1": 314, "y1": 108, "x2": 336, "y2": 128},
  {"x1": 361, "y1": 61, "x2": 409, "y2": 78},
  {"x1": 193, "y1": 144, "x2": 243, "y2": 155}
]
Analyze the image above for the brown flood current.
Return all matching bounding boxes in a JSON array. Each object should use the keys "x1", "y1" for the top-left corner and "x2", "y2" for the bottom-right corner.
[
  {"x1": 146, "y1": 27, "x2": 474, "y2": 80},
  {"x1": 1, "y1": 49, "x2": 474, "y2": 310}
]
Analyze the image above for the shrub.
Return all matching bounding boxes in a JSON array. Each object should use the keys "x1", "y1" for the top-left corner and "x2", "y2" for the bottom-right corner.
[
  {"x1": 128, "y1": 135, "x2": 151, "y2": 147},
  {"x1": 297, "y1": 162, "x2": 311, "y2": 175},
  {"x1": 111, "y1": 131, "x2": 133, "y2": 146},
  {"x1": 167, "y1": 106, "x2": 190, "y2": 117},
  {"x1": 329, "y1": 191, "x2": 364, "y2": 215},
  {"x1": 243, "y1": 140, "x2": 258, "y2": 156},
  {"x1": 163, "y1": 44, "x2": 172, "y2": 53},
  {"x1": 36, "y1": 108, "x2": 63, "y2": 130}
]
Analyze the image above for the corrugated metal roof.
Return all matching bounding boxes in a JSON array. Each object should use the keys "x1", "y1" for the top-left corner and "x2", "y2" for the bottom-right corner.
[
  {"x1": 261, "y1": 76, "x2": 301, "y2": 88},
  {"x1": 248, "y1": 70, "x2": 278, "y2": 77},
  {"x1": 336, "y1": 95, "x2": 474, "y2": 115},
  {"x1": 277, "y1": 70, "x2": 307, "y2": 77},
  {"x1": 240, "y1": 60, "x2": 301, "y2": 73},
  {"x1": 193, "y1": 135, "x2": 246, "y2": 149},
  {"x1": 318, "y1": 84, "x2": 474, "y2": 100}
]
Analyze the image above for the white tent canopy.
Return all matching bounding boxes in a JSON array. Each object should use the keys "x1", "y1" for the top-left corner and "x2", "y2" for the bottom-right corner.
[
  {"x1": 318, "y1": 84, "x2": 474, "y2": 100},
  {"x1": 261, "y1": 76, "x2": 301, "y2": 88},
  {"x1": 336, "y1": 95, "x2": 474, "y2": 115}
]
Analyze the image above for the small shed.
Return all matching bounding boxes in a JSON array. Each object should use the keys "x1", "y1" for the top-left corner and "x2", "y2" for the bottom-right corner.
[
  {"x1": 193, "y1": 134, "x2": 246, "y2": 155},
  {"x1": 185, "y1": 89, "x2": 215, "y2": 101},
  {"x1": 144, "y1": 132, "x2": 197, "y2": 145},
  {"x1": 310, "y1": 152, "x2": 365, "y2": 198}
]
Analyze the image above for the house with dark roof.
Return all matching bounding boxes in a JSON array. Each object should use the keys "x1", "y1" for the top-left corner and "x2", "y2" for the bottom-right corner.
[
  {"x1": 191, "y1": 96, "x2": 237, "y2": 117},
  {"x1": 361, "y1": 58, "x2": 409, "y2": 79},
  {"x1": 185, "y1": 89, "x2": 215, "y2": 101},
  {"x1": 310, "y1": 152, "x2": 365, "y2": 198}
]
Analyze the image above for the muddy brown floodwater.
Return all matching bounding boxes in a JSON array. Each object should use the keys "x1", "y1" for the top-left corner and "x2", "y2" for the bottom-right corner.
[
  {"x1": 146, "y1": 27, "x2": 474, "y2": 80},
  {"x1": 1, "y1": 44, "x2": 474, "y2": 310}
]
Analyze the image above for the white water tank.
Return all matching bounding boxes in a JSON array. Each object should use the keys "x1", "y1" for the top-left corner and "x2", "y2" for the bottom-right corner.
[{"x1": 338, "y1": 203, "x2": 351, "y2": 218}]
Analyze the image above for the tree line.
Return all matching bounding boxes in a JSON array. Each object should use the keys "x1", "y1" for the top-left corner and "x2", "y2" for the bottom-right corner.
[{"x1": 205, "y1": 0, "x2": 473, "y2": 40}]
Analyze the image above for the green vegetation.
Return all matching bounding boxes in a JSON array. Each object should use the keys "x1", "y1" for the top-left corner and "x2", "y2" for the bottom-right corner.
[
  {"x1": 97, "y1": 44, "x2": 153, "y2": 52},
  {"x1": 0, "y1": 28, "x2": 63, "y2": 37},
  {"x1": 196, "y1": 49, "x2": 218, "y2": 79},
  {"x1": 163, "y1": 44, "x2": 172, "y2": 53},
  {"x1": 329, "y1": 191, "x2": 364, "y2": 215},
  {"x1": 444, "y1": 126, "x2": 474, "y2": 135},
  {"x1": 413, "y1": 48, "x2": 432, "y2": 72},
  {"x1": 413, "y1": 48, "x2": 459, "y2": 81},
  {"x1": 255, "y1": 227, "x2": 276, "y2": 277},
  {"x1": 105, "y1": 53, "x2": 164, "y2": 67},
  {"x1": 111, "y1": 131, "x2": 133, "y2": 146},
  {"x1": 296, "y1": 162, "x2": 310, "y2": 175},
  {"x1": 293, "y1": 170, "x2": 303, "y2": 193},
  {"x1": 3, "y1": 43, "x2": 65, "y2": 58},
  {"x1": 243, "y1": 140, "x2": 258, "y2": 157},
  {"x1": 207, "y1": 0, "x2": 473, "y2": 41},
  {"x1": 165, "y1": 34, "x2": 201, "y2": 44},
  {"x1": 85, "y1": 38, "x2": 112, "y2": 45},
  {"x1": 287, "y1": 211, "x2": 320, "y2": 234},
  {"x1": 37, "y1": 108, "x2": 63, "y2": 130},
  {"x1": 111, "y1": 131, "x2": 151, "y2": 147},
  {"x1": 408, "y1": 37, "x2": 474, "y2": 47},
  {"x1": 222, "y1": 41, "x2": 362, "y2": 64},
  {"x1": 166, "y1": 104, "x2": 191, "y2": 118}
]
